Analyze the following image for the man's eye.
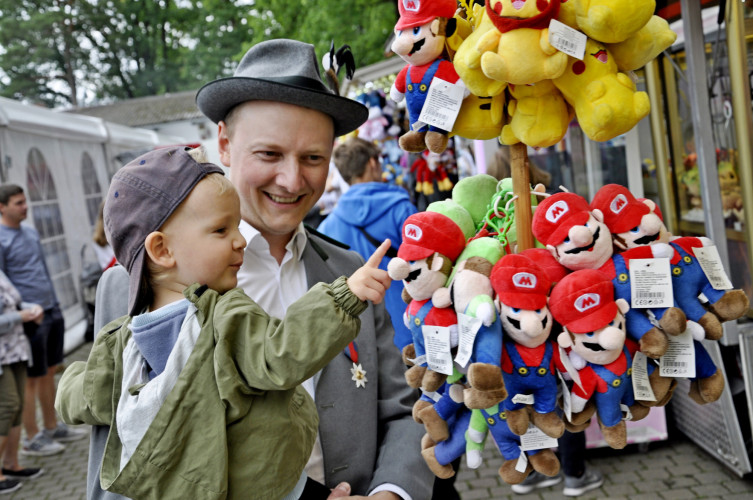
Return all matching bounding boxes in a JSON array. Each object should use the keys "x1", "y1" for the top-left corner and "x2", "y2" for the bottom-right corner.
[
  {"x1": 511, "y1": 307, "x2": 521, "y2": 314},
  {"x1": 629, "y1": 226, "x2": 640, "y2": 233},
  {"x1": 585, "y1": 332, "x2": 594, "y2": 337},
  {"x1": 563, "y1": 237, "x2": 570, "y2": 243},
  {"x1": 535, "y1": 309, "x2": 542, "y2": 314},
  {"x1": 215, "y1": 227, "x2": 227, "y2": 234},
  {"x1": 413, "y1": 26, "x2": 421, "y2": 35}
]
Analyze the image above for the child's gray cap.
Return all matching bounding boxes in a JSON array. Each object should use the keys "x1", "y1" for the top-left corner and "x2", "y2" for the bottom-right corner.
[{"x1": 103, "y1": 146, "x2": 224, "y2": 315}]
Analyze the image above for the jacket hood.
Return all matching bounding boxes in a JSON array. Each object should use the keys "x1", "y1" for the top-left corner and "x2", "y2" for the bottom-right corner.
[{"x1": 332, "y1": 183, "x2": 412, "y2": 226}]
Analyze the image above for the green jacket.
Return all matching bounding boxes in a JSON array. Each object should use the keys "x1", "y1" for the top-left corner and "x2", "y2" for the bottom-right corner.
[{"x1": 55, "y1": 277, "x2": 365, "y2": 500}]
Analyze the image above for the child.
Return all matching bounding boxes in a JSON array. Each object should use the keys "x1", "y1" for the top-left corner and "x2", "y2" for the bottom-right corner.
[{"x1": 55, "y1": 147, "x2": 391, "y2": 500}]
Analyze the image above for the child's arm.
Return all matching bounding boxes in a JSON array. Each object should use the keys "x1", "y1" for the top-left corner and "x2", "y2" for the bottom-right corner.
[{"x1": 346, "y1": 239, "x2": 392, "y2": 304}]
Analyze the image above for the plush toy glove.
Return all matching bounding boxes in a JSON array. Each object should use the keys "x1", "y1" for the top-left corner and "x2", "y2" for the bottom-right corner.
[
  {"x1": 568, "y1": 350, "x2": 587, "y2": 371},
  {"x1": 467, "y1": 426, "x2": 486, "y2": 444},
  {"x1": 432, "y1": 287, "x2": 452, "y2": 309},
  {"x1": 650, "y1": 242, "x2": 674, "y2": 259},
  {"x1": 571, "y1": 394, "x2": 589, "y2": 414},
  {"x1": 403, "y1": 311, "x2": 410, "y2": 330},
  {"x1": 686, "y1": 320, "x2": 705, "y2": 341},
  {"x1": 390, "y1": 84, "x2": 405, "y2": 103},
  {"x1": 476, "y1": 301, "x2": 495, "y2": 327},
  {"x1": 466, "y1": 449, "x2": 483, "y2": 469},
  {"x1": 449, "y1": 383, "x2": 465, "y2": 403}
]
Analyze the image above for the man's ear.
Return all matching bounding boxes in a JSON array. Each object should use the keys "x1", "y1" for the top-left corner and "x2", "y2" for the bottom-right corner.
[
  {"x1": 557, "y1": 329, "x2": 573, "y2": 348},
  {"x1": 642, "y1": 198, "x2": 656, "y2": 212},
  {"x1": 591, "y1": 209, "x2": 604, "y2": 223},
  {"x1": 429, "y1": 254, "x2": 445, "y2": 272},
  {"x1": 546, "y1": 244, "x2": 558, "y2": 261},
  {"x1": 144, "y1": 231, "x2": 175, "y2": 269},
  {"x1": 217, "y1": 121, "x2": 232, "y2": 168},
  {"x1": 615, "y1": 298, "x2": 630, "y2": 315}
]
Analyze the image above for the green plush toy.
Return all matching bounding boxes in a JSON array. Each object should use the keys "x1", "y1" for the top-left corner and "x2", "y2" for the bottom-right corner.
[
  {"x1": 452, "y1": 174, "x2": 499, "y2": 229},
  {"x1": 427, "y1": 199, "x2": 476, "y2": 240}
]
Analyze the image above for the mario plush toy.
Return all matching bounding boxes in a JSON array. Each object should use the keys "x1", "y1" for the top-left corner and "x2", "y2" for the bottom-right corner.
[
  {"x1": 390, "y1": 0, "x2": 466, "y2": 154},
  {"x1": 388, "y1": 211, "x2": 466, "y2": 392},
  {"x1": 549, "y1": 269, "x2": 652, "y2": 449}
]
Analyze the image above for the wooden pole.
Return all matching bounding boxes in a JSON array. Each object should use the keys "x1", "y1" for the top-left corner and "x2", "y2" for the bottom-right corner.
[{"x1": 511, "y1": 142, "x2": 534, "y2": 251}]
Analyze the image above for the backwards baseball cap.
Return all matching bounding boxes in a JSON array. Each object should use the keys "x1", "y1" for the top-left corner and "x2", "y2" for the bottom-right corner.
[
  {"x1": 531, "y1": 192, "x2": 591, "y2": 247},
  {"x1": 395, "y1": 0, "x2": 457, "y2": 30},
  {"x1": 548, "y1": 269, "x2": 618, "y2": 333},
  {"x1": 398, "y1": 211, "x2": 466, "y2": 262},
  {"x1": 490, "y1": 254, "x2": 551, "y2": 310},
  {"x1": 104, "y1": 147, "x2": 225, "y2": 316},
  {"x1": 590, "y1": 184, "x2": 649, "y2": 234}
]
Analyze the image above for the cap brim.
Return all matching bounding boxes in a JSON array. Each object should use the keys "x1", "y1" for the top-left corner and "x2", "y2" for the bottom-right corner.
[
  {"x1": 548, "y1": 211, "x2": 590, "y2": 246},
  {"x1": 498, "y1": 292, "x2": 547, "y2": 311},
  {"x1": 611, "y1": 203, "x2": 650, "y2": 233},
  {"x1": 397, "y1": 243, "x2": 434, "y2": 261},
  {"x1": 565, "y1": 301, "x2": 618, "y2": 334},
  {"x1": 195, "y1": 77, "x2": 368, "y2": 137},
  {"x1": 127, "y1": 248, "x2": 148, "y2": 316}
]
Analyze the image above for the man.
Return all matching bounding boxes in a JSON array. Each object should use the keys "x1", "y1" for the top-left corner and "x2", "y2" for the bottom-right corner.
[
  {"x1": 318, "y1": 137, "x2": 416, "y2": 351},
  {"x1": 0, "y1": 184, "x2": 86, "y2": 457},
  {"x1": 89, "y1": 40, "x2": 433, "y2": 499}
]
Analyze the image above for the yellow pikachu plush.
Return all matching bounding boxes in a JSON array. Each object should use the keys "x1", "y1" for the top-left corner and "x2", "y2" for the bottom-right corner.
[
  {"x1": 477, "y1": 0, "x2": 569, "y2": 85},
  {"x1": 606, "y1": 16, "x2": 678, "y2": 72},
  {"x1": 452, "y1": 93, "x2": 506, "y2": 141},
  {"x1": 574, "y1": 0, "x2": 655, "y2": 44},
  {"x1": 453, "y1": 3, "x2": 507, "y2": 97},
  {"x1": 501, "y1": 80, "x2": 571, "y2": 148},
  {"x1": 552, "y1": 38, "x2": 650, "y2": 142}
]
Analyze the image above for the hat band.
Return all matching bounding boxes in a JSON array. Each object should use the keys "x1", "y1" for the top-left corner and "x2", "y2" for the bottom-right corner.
[{"x1": 263, "y1": 75, "x2": 332, "y2": 95}]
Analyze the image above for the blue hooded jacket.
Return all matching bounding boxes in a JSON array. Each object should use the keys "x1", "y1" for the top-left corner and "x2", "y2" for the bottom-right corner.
[{"x1": 319, "y1": 182, "x2": 417, "y2": 350}]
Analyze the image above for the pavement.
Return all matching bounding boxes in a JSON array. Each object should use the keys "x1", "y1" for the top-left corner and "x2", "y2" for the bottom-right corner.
[{"x1": 6, "y1": 342, "x2": 753, "y2": 500}]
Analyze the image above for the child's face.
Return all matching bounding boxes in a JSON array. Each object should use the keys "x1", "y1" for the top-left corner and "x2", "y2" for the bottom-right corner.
[{"x1": 163, "y1": 178, "x2": 246, "y2": 293}]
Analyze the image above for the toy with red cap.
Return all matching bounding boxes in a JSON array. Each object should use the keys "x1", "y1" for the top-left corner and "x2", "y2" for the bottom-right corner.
[
  {"x1": 388, "y1": 211, "x2": 466, "y2": 393},
  {"x1": 490, "y1": 253, "x2": 565, "y2": 439},
  {"x1": 390, "y1": 0, "x2": 467, "y2": 154},
  {"x1": 532, "y1": 191, "x2": 687, "y2": 359},
  {"x1": 549, "y1": 269, "x2": 654, "y2": 449}
]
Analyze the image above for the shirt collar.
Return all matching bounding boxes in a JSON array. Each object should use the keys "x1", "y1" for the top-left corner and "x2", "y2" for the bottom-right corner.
[{"x1": 239, "y1": 220, "x2": 308, "y2": 262}]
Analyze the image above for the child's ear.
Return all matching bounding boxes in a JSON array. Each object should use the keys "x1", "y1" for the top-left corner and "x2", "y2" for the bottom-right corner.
[{"x1": 144, "y1": 231, "x2": 176, "y2": 269}]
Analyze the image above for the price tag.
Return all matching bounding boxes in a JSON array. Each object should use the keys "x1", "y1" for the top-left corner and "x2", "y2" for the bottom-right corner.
[
  {"x1": 415, "y1": 78, "x2": 464, "y2": 132},
  {"x1": 548, "y1": 19, "x2": 587, "y2": 60},
  {"x1": 693, "y1": 245, "x2": 733, "y2": 290},
  {"x1": 421, "y1": 389, "x2": 442, "y2": 402},
  {"x1": 631, "y1": 352, "x2": 656, "y2": 402},
  {"x1": 659, "y1": 329, "x2": 696, "y2": 378},
  {"x1": 515, "y1": 448, "x2": 529, "y2": 473},
  {"x1": 423, "y1": 325, "x2": 454, "y2": 375},
  {"x1": 455, "y1": 312, "x2": 483, "y2": 368},
  {"x1": 520, "y1": 424, "x2": 559, "y2": 451},
  {"x1": 621, "y1": 403, "x2": 633, "y2": 421},
  {"x1": 629, "y1": 258, "x2": 674, "y2": 308},
  {"x1": 559, "y1": 345, "x2": 582, "y2": 391},
  {"x1": 512, "y1": 393, "x2": 535, "y2": 405},
  {"x1": 558, "y1": 371, "x2": 572, "y2": 423}
]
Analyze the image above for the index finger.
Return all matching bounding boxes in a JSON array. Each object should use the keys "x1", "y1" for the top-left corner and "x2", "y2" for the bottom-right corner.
[{"x1": 366, "y1": 239, "x2": 392, "y2": 268}]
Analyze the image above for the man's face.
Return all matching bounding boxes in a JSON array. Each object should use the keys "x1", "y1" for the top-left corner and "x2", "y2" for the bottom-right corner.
[
  {"x1": 0, "y1": 192, "x2": 28, "y2": 225},
  {"x1": 218, "y1": 100, "x2": 334, "y2": 244},
  {"x1": 551, "y1": 214, "x2": 612, "y2": 270},
  {"x1": 567, "y1": 312, "x2": 626, "y2": 365}
]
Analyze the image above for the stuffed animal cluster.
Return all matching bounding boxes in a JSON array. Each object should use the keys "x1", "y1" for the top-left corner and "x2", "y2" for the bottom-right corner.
[
  {"x1": 385, "y1": 175, "x2": 748, "y2": 483},
  {"x1": 388, "y1": 0, "x2": 678, "y2": 151}
]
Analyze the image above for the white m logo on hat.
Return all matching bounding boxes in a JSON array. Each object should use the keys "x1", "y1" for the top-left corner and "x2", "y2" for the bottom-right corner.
[
  {"x1": 575, "y1": 293, "x2": 600, "y2": 312},
  {"x1": 513, "y1": 272, "x2": 536, "y2": 289},
  {"x1": 404, "y1": 223, "x2": 423, "y2": 242},
  {"x1": 403, "y1": 0, "x2": 420, "y2": 12},
  {"x1": 546, "y1": 200, "x2": 569, "y2": 223},
  {"x1": 610, "y1": 194, "x2": 628, "y2": 214}
]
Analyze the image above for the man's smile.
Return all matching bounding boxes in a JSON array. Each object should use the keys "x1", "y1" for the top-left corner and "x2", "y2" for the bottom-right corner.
[
  {"x1": 634, "y1": 232, "x2": 660, "y2": 245},
  {"x1": 583, "y1": 342, "x2": 605, "y2": 351},
  {"x1": 409, "y1": 38, "x2": 425, "y2": 56},
  {"x1": 564, "y1": 227, "x2": 601, "y2": 254},
  {"x1": 267, "y1": 193, "x2": 301, "y2": 204}
]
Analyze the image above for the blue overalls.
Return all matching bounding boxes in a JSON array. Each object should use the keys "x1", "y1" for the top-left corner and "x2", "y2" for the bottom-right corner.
[
  {"x1": 479, "y1": 406, "x2": 545, "y2": 461},
  {"x1": 406, "y1": 59, "x2": 449, "y2": 134},
  {"x1": 590, "y1": 347, "x2": 635, "y2": 428},
  {"x1": 408, "y1": 300, "x2": 434, "y2": 367},
  {"x1": 501, "y1": 340, "x2": 558, "y2": 414},
  {"x1": 669, "y1": 242, "x2": 726, "y2": 322},
  {"x1": 433, "y1": 406, "x2": 472, "y2": 466},
  {"x1": 468, "y1": 310, "x2": 503, "y2": 367}
]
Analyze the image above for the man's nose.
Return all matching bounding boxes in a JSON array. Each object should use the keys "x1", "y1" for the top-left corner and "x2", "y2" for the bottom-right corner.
[
  {"x1": 276, "y1": 159, "x2": 305, "y2": 193},
  {"x1": 569, "y1": 225, "x2": 593, "y2": 246}
]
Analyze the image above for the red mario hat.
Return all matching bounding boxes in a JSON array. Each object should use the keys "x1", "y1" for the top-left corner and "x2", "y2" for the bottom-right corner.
[
  {"x1": 491, "y1": 254, "x2": 551, "y2": 310},
  {"x1": 395, "y1": 0, "x2": 457, "y2": 30},
  {"x1": 398, "y1": 211, "x2": 466, "y2": 262},
  {"x1": 548, "y1": 269, "x2": 618, "y2": 333},
  {"x1": 519, "y1": 248, "x2": 569, "y2": 284},
  {"x1": 590, "y1": 184, "x2": 650, "y2": 234},
  {"x1": 639, "y1": 197, "x2": 664, "y2": 221},
  {"x1": 531, "y1": 192, "x2": 591, "y2": 247}
]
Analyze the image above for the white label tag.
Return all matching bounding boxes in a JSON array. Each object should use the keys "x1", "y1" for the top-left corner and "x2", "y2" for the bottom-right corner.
[
  {"x1": 548, "y1": 19, "x2": 587, "y2": 60},
  {"x1": 631, "y1": 351, "x2": 656, "y2": 402},
  {"x1": 515, "y1": 448, "x2": 529, "y2": 473},
  {"x1": 693, "y1": 245, "x2": 733, "y2": 290},
  {"x1": 558, "y1": 371, "x2": 572, "y2": 423},
  {"x1": 415, "y1": 78, "x2": 464, "y2": 131},
  {"x1": 423, "y1": 325, "x2": 454, "y2": 375},
  {"x1": 621, "y1": 403, "x2": 633, "y2": 421},
  {"x1": 422, "y1": 390, "x2": 442, "y2": 402},
  {"x1": 629, "y1": 258, "x2": 674, "y2": 308},
  {"x1": 559, "y1": 345, "x2": 582, "y2": 391},
  {"x1": 520, "y1": 424, "x2": 559, "y2": 451},
  {"x1": 455, "y1": 312, "x2": 483, "y2": 368},
  {"x1": 410, "y1": 354, "x2": 427, "y2": 366},
  {"x1": 660, "y1": 329, "x2": 696, "y2": 378},
  {"x1": 512, "y1": 393, "x2": 535, "y2": 405}
]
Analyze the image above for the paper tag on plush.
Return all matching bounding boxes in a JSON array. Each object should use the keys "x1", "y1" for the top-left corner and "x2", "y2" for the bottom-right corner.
[
  {"x1": 455, "y1": 312, "x2": 482, "y2": 368},
  {"x1": 631, "y1": 351, "x2": 656, "y2": 402},
  {"x1": 410, "y1": 354, "x2": 427, "y2": 366},
  {"x1": 515, "y1": 448, "x2": 529, "y2": 473},
  {"x1": 693, "y1": 245, "x2": 733, "y2": 290},
  {"x1": 520, "y1": 424, "x2": 559, "y2": 451},
  {"x1": 422, "y1": 390, "x2": 441, "y2": 402},
  {"x1": 548, "y1": 19, "x2": 587, "y2": 59},
  {"x1": 512, "y1": 393, "x2": 535, "y2": 405},
  {"x1": 621, "y1": 403, "x2": 633, "y2": 421},
  {"x1": 415, "y1": 78, "x2": 464, "y2": 131},
  {"x1": 660, "y1": 329, "x2": 696, "y2": 378},
  {"x1": 423, "y1": 325, "x2": 454, "y2": 375},
  {"x1": 629, "y1": 258, "x2": 674, "y2": 308},
  {"x1": 559, "y1": 345, "x2": 583, "y2": 390},
  {"x1": 558, "y1": 371, "x2": 573, "y2": 422}
]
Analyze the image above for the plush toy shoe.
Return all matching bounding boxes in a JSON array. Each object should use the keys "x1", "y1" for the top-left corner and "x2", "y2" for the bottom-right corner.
[
  {"x1": 500, "y1": 459, "x2": 534, "y2": 485},
  {"x1": 418, "y1": 405, "x2": 450, "y2": 442},
  {"x1": 463, "y1": 386, "x2": 507, "y2": 409},
  {"x1": 639, "y1": 327, "x2": 669, "y2": 359},
  {"x1": 658, "y1": 307, "x2": 687, "y2": 336},
  {"x1": 599, "y1": 419, "x2": 627, "y2": 449},
  {"x1": 528, "y1": 448, "x2": 561, "y2": 477},
  {"x1": 688, "y1": 369, "x2": 725, "y2": 405},
  {"x1": 530, "y1": 410, "x2": 565, "y2": 439}
]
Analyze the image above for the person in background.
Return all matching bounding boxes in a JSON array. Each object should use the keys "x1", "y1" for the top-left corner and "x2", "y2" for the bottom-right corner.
[
  {"x1": 0, "y1": 184, "x2": 87, "y2": 458},
  {"x1": 0, "y1": 269, "x2": 44, "y2": 494},
  {"x1": 91, "y1": 201, "x2": 116, "y2": 271},
  {"x1": 318, "y1": 137, "x2": 417, "y2": 350}
]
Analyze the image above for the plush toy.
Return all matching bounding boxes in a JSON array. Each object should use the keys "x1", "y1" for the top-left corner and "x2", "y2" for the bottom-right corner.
[
  {"x1": 421, "y1": 405, "x2": 472, "y2": 479},
  {"x1": 452, "y1": 173, "x2": 500, "y2": 230},
  {"x1": 531, "y1": 192, "x2": 687, "y2": 358},
  {"x1": 549, "y1": 269, "x2": 653, "y2": 449},
  {"x1": 388, "y1": 211, "x2": 466, "y2": 392},
  {"x1": 500, "y1": 80, "x2": 572, "y2": 148},
  {"x1": 605, "y1": 15, "x2": 678, "y2": 72},
  {"x1": 451, "y1": 93, "x2": 505, "y2": 141},
  {"x1": 573, "y1": 0, "x2": 655, "y2": 44},
  {"x1": 476, "y1": 0, "x2": 569, "y2": 85},
  {"x1": 427, "y1": 199, "x2": 476, "y2": 240},
  {"x1": 465, "y1": 405, "x2": 560, "y2": 484},
  {"x1": 552, "y1": 38, "x2": 650, "y2": 142},
  {"x1": 390, "y1": 0, "x2": 466, "y2": 154},
  {"x1": 490, "y1": 253, "x2": 565, "y2": 439}
]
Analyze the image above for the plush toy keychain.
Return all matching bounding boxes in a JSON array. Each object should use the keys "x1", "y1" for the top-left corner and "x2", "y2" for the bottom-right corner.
[{"x1": 390, "y1": 0, "x2": 466, "y2": 154}]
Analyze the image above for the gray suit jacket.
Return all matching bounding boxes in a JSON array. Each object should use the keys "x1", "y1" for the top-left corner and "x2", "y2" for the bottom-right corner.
[{"x1": 86, "y1": 232, "x2": 432, "y2": 499}]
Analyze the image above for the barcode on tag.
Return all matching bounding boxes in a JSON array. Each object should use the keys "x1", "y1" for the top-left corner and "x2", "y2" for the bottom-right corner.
[
  {"x1": 634, "y1": 292, "x2": 665, "y2": 307},
  {"x1": 662, "y1": 360, "x2": 687, "y2": 368}
]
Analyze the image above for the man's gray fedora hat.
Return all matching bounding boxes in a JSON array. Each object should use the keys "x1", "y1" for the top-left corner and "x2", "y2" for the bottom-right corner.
[{"x1": 196, "y1": 39, "x2": 368, "y2": 137}]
